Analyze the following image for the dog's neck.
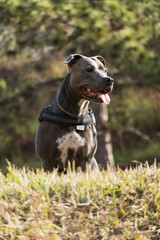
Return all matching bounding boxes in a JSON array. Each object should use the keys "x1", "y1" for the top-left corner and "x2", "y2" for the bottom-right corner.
[{"x1": 51, "y1": 73, "x2": 90, "y2": 116}]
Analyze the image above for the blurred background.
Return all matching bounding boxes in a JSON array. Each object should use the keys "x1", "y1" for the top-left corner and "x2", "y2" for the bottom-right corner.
[{"x1": 0, "y1": 0, "x2": 160, "y2": 172}]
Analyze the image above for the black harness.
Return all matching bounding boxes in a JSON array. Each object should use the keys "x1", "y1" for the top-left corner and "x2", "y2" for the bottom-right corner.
[
  {"x1": 38, "y1": 105, "x2": 97, "y2": 166},
  {"x1": 38, "y1": 105, "x2": 96, "y2": 128}
]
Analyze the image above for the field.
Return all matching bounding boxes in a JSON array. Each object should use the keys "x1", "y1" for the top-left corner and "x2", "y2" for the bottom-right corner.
[{"x1": 0, "y1": 162, "x2": 159, "y2": 240}]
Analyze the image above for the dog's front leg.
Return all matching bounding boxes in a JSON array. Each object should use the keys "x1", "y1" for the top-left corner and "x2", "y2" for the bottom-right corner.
[{"x1": 88, "y1": 157, "x2": 99, "y2": 171}]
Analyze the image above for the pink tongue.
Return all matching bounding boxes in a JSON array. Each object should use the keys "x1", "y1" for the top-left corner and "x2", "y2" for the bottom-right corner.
[{"x1": 100, "y1": 93, "x2": 110, "y2": 104}]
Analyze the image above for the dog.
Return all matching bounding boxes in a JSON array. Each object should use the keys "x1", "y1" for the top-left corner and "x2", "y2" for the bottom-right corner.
[{"x1": 35, "y1": 54, "x2": 114, "y2": 172}]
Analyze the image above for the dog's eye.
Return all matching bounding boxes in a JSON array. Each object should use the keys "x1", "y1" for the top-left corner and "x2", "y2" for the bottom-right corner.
[
  {"x1": 86, "y1": 67, "x2": 94, "y2": 72},
  {"x1": 104, "y1": 69, "x2": 107, "y2": 73},
  {"x1": 98, "y1": 66, "x2": 103, "y2": 71}
]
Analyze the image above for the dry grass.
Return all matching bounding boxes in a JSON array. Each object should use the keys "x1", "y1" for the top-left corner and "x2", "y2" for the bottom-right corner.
[{"x1": 0, "y1": 162, "x2": 160, "y2": 240}]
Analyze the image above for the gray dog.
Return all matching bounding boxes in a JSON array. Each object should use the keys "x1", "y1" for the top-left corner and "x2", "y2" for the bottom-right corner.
[{"x1": 35, "y1": 54, "x2": 114, "y2": 172}]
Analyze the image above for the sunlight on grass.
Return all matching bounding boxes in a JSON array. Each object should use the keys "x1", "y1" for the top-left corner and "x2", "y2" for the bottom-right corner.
[{"x1": 0, "y1": 162, "x2": 159, "y2": 239}]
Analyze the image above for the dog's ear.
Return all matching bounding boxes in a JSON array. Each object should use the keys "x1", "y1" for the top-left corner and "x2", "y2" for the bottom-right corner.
[
  {"x1": 64, "y1": 54, "x2": 82, "y2": 68},
  {"x1": 95, "y1": 56, "x2": 106, "y2": 67}
]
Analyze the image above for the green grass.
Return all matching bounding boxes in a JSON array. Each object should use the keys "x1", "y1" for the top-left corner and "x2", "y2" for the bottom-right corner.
[{"x1": 0, "y1": 162, "x2": 160, "y2": 240}]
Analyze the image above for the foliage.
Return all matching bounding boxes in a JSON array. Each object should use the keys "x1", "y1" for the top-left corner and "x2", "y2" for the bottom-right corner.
[
  {"x1": 0, "y1": 163, "x2": 159, "y2": 239},
  {"x1": 114, "y1": 142, "x2": 160, "y2": 168},
  {"x1": 110, "y1": 87, "x2": 160, "y2": 132},
  {"x1": 0, "y1": 0, "x2": 160, "y2": 167},
  {"x1": 0, "y1": 0, "x2": 160, "y2": 82},
  {"x1": 109, "y1": 87, "x2": 160, "y2": 165}
]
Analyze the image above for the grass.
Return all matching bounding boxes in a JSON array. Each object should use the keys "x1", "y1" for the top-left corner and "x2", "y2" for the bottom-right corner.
[{"x1": 0, "y1": 162, "x2": 160, "y2": 240}]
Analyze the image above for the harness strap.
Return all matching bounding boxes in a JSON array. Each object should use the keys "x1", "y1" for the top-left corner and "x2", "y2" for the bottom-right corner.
[{"x1": 38, "y1": 105, "x2": 96, "y2": 126}]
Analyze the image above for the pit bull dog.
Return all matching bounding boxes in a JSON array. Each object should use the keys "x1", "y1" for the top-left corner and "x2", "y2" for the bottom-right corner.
[{"x1": 35, "y1": 54, "x2": 114, "y2": 172}]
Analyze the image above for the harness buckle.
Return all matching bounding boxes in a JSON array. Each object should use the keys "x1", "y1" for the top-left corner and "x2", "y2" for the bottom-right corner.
[{"x1": 76, "y1": 125, "x2": 86, "y2": 131}]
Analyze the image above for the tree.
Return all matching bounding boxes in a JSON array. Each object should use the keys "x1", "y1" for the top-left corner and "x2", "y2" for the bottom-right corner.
[{"x1": 92, "y1": 103, "x2": 114, "y2": 170}]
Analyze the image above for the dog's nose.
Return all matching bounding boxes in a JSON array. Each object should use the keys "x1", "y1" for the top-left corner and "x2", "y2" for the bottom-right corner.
[{"x1": 105, "y1": 76, "x2": 114, "y2": 84}]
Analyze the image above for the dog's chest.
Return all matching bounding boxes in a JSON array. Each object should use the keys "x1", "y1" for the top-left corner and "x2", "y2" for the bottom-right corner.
[{"x1": 56, "y1": 127, "x2": 95, "y2": 166}]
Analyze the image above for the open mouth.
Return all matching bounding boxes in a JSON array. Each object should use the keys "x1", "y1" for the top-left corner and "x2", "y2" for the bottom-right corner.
[{"x1": 81, "y1": 87, "x2": 112, "y2": 104}]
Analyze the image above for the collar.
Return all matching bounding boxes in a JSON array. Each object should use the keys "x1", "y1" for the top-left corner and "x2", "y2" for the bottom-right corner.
[{"x1": 38, "y1": 105, "x2": 96, "y2": 126}]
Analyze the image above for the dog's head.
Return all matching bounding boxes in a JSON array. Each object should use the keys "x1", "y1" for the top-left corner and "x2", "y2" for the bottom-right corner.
[{"x1": 64, "y1": 54, "x2": 114, "y2": 104}]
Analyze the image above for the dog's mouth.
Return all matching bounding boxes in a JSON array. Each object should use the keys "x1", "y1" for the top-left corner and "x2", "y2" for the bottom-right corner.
[{"x1": 81, "y1": 87, "x2": 112, "y2": 104}]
